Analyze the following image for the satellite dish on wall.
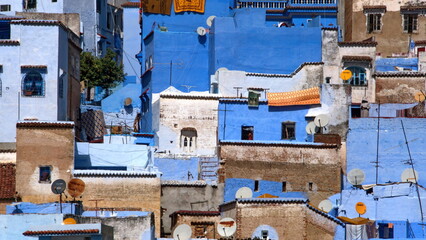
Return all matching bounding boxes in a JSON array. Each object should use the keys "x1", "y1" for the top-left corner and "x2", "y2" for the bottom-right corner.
[
  {"x1": 173, "y1": 224, "x2": 192, "y2": 240},
  {"x1": 67, "y1": 178, "x2": 86, "y2": 198},
  {"x1": 355, "y1": 202, "x2": 367, "y2": 215},
  {"x1": 414, "y1": 91, "x2": 426, "y2": 102},
  {"x1": 318, "y1": 199, "x2": 333, "y2": 213},
  {"x1": 149, "y1": 56, "x2": 153, "y2": 68},
  {"x1": 197, "y1": 26, "x2": 206, "y2": 36},
  {"x1": 314, "y1": 114, "x2": 330, "y2": 128},
  {"x1": 235, "y1": 187, "x2": 253, "y2": 199},
  {"x1": 63, "y1": 217, "x2": 77, "y2": 225},
  {"x1": 401, "y1": 168, "x2": 419, "y2": 183},
  {"x1": 217, "y1": 218, "x2": 237, "y2": 237},
  {"x1": 51, "y1": 179, "x2": 67, "y2": 194},
  {"x1": 305, "y1": 121, "x2": 318, "y2": 134},
  {"x1": 145, "y1": 59, "x2": 149, "y2": 70},
  {"x1": 124, "y1": 97, "x2": 132, "y2": 106},
  {"x1": 347, "y1": 168, "x2": 365, "y2": 186},
  {"x1": 206, "y1": 15, "x2": 216, "y2": 27}
]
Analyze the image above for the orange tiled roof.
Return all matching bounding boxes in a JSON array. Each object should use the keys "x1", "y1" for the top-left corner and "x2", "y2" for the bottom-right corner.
[{"x1": 267, "y1": 87, "x2": 320, "y2": 106}]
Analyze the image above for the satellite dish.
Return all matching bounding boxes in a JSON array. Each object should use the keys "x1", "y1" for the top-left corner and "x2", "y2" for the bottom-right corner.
[
  {"x1": 149, "y1": 56, "x2": 153, "y2": 68},
  {"x1": 314, "y1": 114, "x2": 329, "y2": 128},
  {"x1": 145, "y1": 59, "x2": 149, "y2": 70},
  {"x1": 355, "y1": 202, "x2": 367, "y2": 215},
  {"x1": 214, "y1": 67, "x2": 228, "y2": 80},
  {"x1": 347, "y1": 168, "x2": 365, "y2": 185},
  {"x1": 401, "y1": 168, "x2": 419, "y2": 183},
  {"x1": 197, "y1": 26, "x2": 206, "y2": 36},
  {"x1": 124, "y1": 97, "x2": 132, "y2": 106},
  {"x1": 217, "y1": 218, "x2": 237, "y2": 237},
  {"x1": 51, "y1": 179, "x2": 66, "y2": 195},
  {"x1": 206, "y1": 15, "x2": 216, "y2": 27},
  {"x1": 235, "y1": 187, "x2": 253, "y2": 199},
  {"x1": 173, "y1": 224, "x2": 192, "y2": 240},
  {"x1": 63, "y1": 218, "x2": 77, "y2": 225},
  {"x1": 305, "y1": 121, "x2": 318, "y2": 134},
  {"x1": 67, "y1": 178, "x2": 85, "y2": 198},
  {"x1": 318, "y1": 199, "x2": 333, "y2": 213},
  {"x1": 414, "y1": 91, "x2": 425, "y2": 102}
]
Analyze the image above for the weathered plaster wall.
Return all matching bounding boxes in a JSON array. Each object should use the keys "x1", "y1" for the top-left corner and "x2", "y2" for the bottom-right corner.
[
  {"x1": 16, "y1": 12, "x2": 80, "y2": 36},
  {"x1": 0, "y1": 214, "x2": 63, "y2": 240},
  {"x1": 375, "y1": 76, "x2": 426, "y2": 103},
  {"x1": 171, "y1": 214, "x2": 220, "y2": 239},
  {"x1": 346, "y1": 117, "x2": 426, "y2": 188},
  {"x1": 156, "y1": 95, "x2": 219, "y2": 155},
  {"x1": 78, "y1": 214, "x2": 154, "y2": 240},
  {"x1": 16, "y1": 124, "x2": 74, "y2": 203},
  {"x1": 220, "y1": 143, "x2": 342, "y2": 205},
  {"x1": 348, "y1": 0, "x2": 426, "y2": 57},
  {"x1": 76, "y1": 175, "x2": 161, "y2": 237},
  {"x1": 161, "y1": 183, "x2": 223, "y2": 235}
]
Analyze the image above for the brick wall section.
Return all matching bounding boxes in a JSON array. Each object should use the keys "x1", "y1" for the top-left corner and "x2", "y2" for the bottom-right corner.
[
  {"x1": 0, "y1": 163, "x2": 16, "y2": 214},
  {"x1": 375, "y1": 77, "x2": 425, "y2": 103},
  {"x1": 220, "y1": 143, "x2": 342, "y2": 205}
]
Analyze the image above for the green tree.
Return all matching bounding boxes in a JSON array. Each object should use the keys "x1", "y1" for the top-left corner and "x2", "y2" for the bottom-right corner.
[{"x1": 80, "y1": 49, "x2": 125, "y2": 99}]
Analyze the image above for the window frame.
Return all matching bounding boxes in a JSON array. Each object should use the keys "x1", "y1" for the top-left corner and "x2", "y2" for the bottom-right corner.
[
  {"x1": 367, "y1": 13, "x2": 382, "y2": 33},
  {"x1": 281, "y1": 121, "x2": 296, "y2": 140},
  {"x1": 241, "y1": 126, "x2": 254, "y2": 140},
  {"x1": 180, "y1": 128, "x2": 197, "y2": 152},
  {"x1": 22, "y1": 70, "x2": 45, "y2": 97},
  {"x1": 0, "y1": 4, "x2": 11, "y2": 11},
  {"x1": 345, "y1": 66, "x2": 367, "y2": 86},
  {"x1": 403, "y1": 14, "x2": 418, "y2": 33},
  {"x1": 39, "y1": 166, "x2": 52, "y2": 183}
]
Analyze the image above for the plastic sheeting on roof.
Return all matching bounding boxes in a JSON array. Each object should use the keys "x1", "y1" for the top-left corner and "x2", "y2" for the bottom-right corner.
[
  {"x1": 373, "y1": 183, "x2": 412, "y2": 198},
  {"x1": 82, "y1": 211, "x2": 150, "y2": 218},
  {"x1": 75, "y1": 143, "x2": 150, "y2": 170},
  {"x1": 267, "y1": 87, "x2": 320, "y2": 106}
]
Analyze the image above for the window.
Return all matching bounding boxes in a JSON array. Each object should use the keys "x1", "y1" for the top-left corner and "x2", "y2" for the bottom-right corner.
[
  {"x1": 0, "y1": 4, "x2": 11, "y2": 11},
  {"x1": 346, "y1": 67, "x2": 367, "y2": 86},
  {"x1": 22, "y1": 71, "x2": 44, "y2": 96},
  {"x1": 52, "y1": 0, "x2": 57, "y2": 2},
  {"x1": 25, "y1": 0, "x2": 37, "y2": 9},
  {"x1": 261, "y1": 230, "x2": 269, "y2": 240},
  {"x1": 351, "y1": 106, "x2": 361, "y2": 118},
  {"x1": 241, "y1": 126, "x2": 254, "y2": 140},
  {"x1": 282, "y1": 121, "x2": 296, "y2": 140},
  {"x1": 181, "y1": 128, "x2": 197, "y2": 152},
  {"x1": 403, "y1": 14, "x2": 418, "y2": 33},
  {"x1": 254, "y1": 180, "x2": 259, "y2": 192},
  {"x1": 282, "y1": 181, "x2": 287, "y2": 192},
  {"x1": 378, "y1": 223, "x2": 394, "y2": 238},
  {"x1": 248, "y1": 89, "x2": 261, "y2": 107},
  {"x1": 39, "y1": 166, "x2": 51, "y2": 183},
  {"x1": 367, "y1": 13, "x2": 382, "y2": 33},
  {"x1": 0, "y1": 20, "x2": 11, "y2": 39},
  {"x1": 308, "y1": 182, "x2": 313, "y2": 191}
]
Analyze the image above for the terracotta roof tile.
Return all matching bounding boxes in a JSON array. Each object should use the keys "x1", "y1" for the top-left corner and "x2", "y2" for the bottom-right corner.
[
  {"x1": 21, "y1": 65, "x2": 47, "y2": 69},
  {"x1": 23, "y1": 229, "x2": 99, "y2": 236},
  {"x1": 373, "y1": 72, "x2": 426, "y2": 78},
  {"x1": 0, "y1": 163, "x2": 16, "y2": 199},
  {"x1": 363, "y1": 5, "x2": 386, "y2": 10},
  {"x1": 267, "y1": 87, "x2": 320, "y2": 106},
  {"x1": 415, "y1": 40, "x2": 426, "y2": 46},
  {"x1": 11, "y1": 19, "x2": 65, "y2": 28},
  {"x1": 170, "y1": 210, "x2": 220, "y2": 217},
  {"x1": 266, "y1": 6, "x2": 337, "y2": 14},
  {"x1": 219, "y1": 140, "x2": 338, "y2": 149},
  {"x1": 338, "y1": 41, "x2": 377, "y2": 47},
  {"x1": 401, "y1": 6, "x2": 426, "y2": 11},
  {"x1": 17, "y1": 121, "x2": 74, "y2": 128},
  {"x1": 341, "y1": 55, "x2": 373, "y2": 62},
  {"x1": 122, "y1": 2, "x2": 140, "y2": 8},
  {"x1": 0, "y1": 40, "x2": 20, "y2": 46},
  {"x1": 246, "y1": 62, "x2": 323, "y2": 78}
]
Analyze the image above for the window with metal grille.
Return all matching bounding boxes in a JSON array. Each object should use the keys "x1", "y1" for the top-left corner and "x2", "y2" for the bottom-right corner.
[
  {"x1": 346, "y1": 67, "x2": 367, "y2": 86},
  {"x1": 367, "y1": 13, "x2": 382, "y2": 33},
  {"x1": 22, "y1": 71, "x2": 44, "y2": 96},
  {"x1": 0, "y1": 4, "x2": 11, "y2": 11},
  {"x1": 403, "y1": 14, "x2": 418, "y2": 33}
]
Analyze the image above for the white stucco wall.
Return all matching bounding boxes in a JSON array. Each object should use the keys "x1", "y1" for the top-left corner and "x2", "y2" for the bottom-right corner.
[{"x1": 0, "y1": 22, "x2": 69, "y2": 142}]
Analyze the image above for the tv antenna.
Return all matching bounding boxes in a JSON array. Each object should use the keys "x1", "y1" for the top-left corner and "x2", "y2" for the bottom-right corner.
[
  {"x1": 235, "y1": 187, "x2": 253, "y2": 199},
  {"x1": 51, "y1": 179, "x2": 66, "y2": 213},
  {"x1": 318, "y1": 199, "x2": 333, "y2": 213},
  {"x1": 173, "y1": 224, "x2": 192, "y2": 240},
  {"x1": 347, "y1": 168, "x2": 365, "y2": 186},
  {"x1": 233, "y1": 87, "x2": 243, "y2": 98},
  {"x1": 217, "y1": 218, "x2": 237, "y2": 237},
  {"x1": 181, "y1": 85, "x2": 196, "y2": 93}
]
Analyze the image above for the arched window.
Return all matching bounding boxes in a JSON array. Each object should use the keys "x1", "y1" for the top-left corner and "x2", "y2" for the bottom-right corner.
[
  {"x1": 346, "y1": 66, "x2": 367, "y2": 86},
  {"x1": 180, "y1": 128, "x2": 197, "y2": 152},
  {"x1": 22, "y1": 71, "x2": 44, "y2": 96}
]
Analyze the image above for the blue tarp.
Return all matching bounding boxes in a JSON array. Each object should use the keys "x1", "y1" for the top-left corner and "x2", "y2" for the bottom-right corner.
[{"x1": 375, "y1": 58, "x2": 418, "y2": 72}]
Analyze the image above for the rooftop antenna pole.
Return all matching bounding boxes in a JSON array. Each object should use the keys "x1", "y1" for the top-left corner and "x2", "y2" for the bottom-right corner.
[
  {"x1": 233, "y1": 87, "x2": 242, "y2": 98},
  {"x1": 401, "y1": 120, "x2": 424, "y2": 234},
  {"x1": 375, "y1": 102, "x2": 380, "y2": 184}
]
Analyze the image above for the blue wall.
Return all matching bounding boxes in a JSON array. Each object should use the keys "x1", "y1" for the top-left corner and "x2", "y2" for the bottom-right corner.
[
  {"x1": 102, "y1": 82, "x2": 142, "y2": 113},
  {"x1": 155, "y1": 157, "x2": 199, "y2": 181},
  {"x1": 224, "y1": 178, "x2": 307, "y2": 202},
  {"x1": 346, "y1": 118, "x2": 426, "y2": 188},
  {"x1": 375, "y1": 57, "x2": 418, "y2": 72},
  {"x1": 218, "y1": 100, "x2": 314, "y2": 141}
]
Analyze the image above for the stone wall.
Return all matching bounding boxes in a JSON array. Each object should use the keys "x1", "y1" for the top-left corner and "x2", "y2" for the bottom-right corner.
[
  {"x1": 220, "y1": 142, "x2": 342, "y2": 205},
  {"x1": 171, "y1": 214, "x2": 220, "y2": 239},
  {"x1": 375, "y1": 75, "x2": 426, "y2": 103}
]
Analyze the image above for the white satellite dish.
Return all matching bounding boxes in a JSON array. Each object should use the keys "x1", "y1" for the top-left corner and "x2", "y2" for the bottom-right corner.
[
  {"x1": 173, "y1": 224, "x2": 192, "y2": 240},
  {"x1": 145, "y1": 59, "x2": 149, "y2": 70},
  {"x1": 149, "y1": 56, "x2": 153, "y2": 68},
  {"x1": 305, "y1": 121, "x2": 318, "y2": 134},
  {"x1": 235, "y1": 187, "x2": 253, "y2": 199},
  {"x1": 214, "y1": 67, "x2": 228, "y2": 80},
  {"x1": 197, "y1": 26, "x2": 206, "y2": 36},
  {"x1": 318, "y1": 199, "x2": 333, "y2": 213},
  {"x1": 347, "y1": 168, "x2": 366, "y2": 185},
  {"x1": 217, "y1": 218, "x2": 237, "y2": 237},
  {"x1": 206, "y1": 15, "x2": 216, "y2": 27},
  {"x1": 401, "y1": 168, "x2": 419, "y2": 183},
  {"x1": 314, "y1": 114, "x2": 330, "y2": 128}
]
